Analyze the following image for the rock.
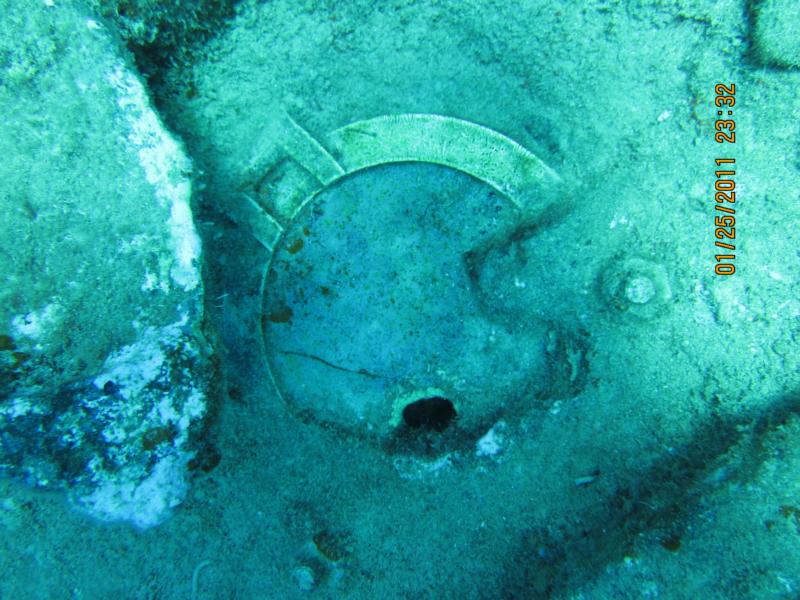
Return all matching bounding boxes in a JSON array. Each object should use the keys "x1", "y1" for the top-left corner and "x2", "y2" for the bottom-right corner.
[
  {"x1": 292, "y1": 565, "x2": 316, "y2": 592},
  {"x1": 0, "y1": 0, "x2": 213, "y2": 528},
  {"x1": 753, "y1": 0, "x2": 800, "y2": 68}
]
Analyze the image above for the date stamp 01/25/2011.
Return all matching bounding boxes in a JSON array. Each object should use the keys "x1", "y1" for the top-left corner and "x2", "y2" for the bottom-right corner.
[{"x1": 713, "y1": 83, "x2": 736, "y2": 276}]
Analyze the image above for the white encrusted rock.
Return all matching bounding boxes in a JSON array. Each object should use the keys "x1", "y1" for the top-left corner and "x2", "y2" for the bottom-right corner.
[{"x1": 0, "y1": 1, "x2": 214, "y2": 528}]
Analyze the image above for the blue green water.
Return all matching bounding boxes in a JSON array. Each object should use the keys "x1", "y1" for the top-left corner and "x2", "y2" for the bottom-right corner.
[{"x1": 1, "y1": 0, "x2": 800, "y2": 598}]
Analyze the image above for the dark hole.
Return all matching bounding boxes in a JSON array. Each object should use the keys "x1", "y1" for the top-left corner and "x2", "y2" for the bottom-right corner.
[
  {"x1": 402, "y1": 397, "x2": 456, "y2": 432},
  {"x1": 187, "y1": 444, "x2": 222, "y2": 473}
]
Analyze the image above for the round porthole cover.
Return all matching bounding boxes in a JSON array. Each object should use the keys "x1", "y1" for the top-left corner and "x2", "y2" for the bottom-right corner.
[{"x1": 230, "y1": 112, "x2": 567, "y2": 439}]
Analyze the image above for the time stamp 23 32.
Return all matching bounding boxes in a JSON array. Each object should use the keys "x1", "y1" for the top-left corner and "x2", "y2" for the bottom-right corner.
[{"x1": 713, "y1": 83, "x2": 736, "y2": 276}]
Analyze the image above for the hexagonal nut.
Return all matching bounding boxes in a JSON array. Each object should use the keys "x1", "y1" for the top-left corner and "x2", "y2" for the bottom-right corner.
[{"x1": 598, "y1": 257, "x2": 672, "y2": 320}]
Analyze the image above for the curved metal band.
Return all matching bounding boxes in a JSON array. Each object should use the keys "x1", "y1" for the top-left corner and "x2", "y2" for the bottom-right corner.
[{"x1": 229, "y1": 112, "x2": 560, "y2": 252}]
